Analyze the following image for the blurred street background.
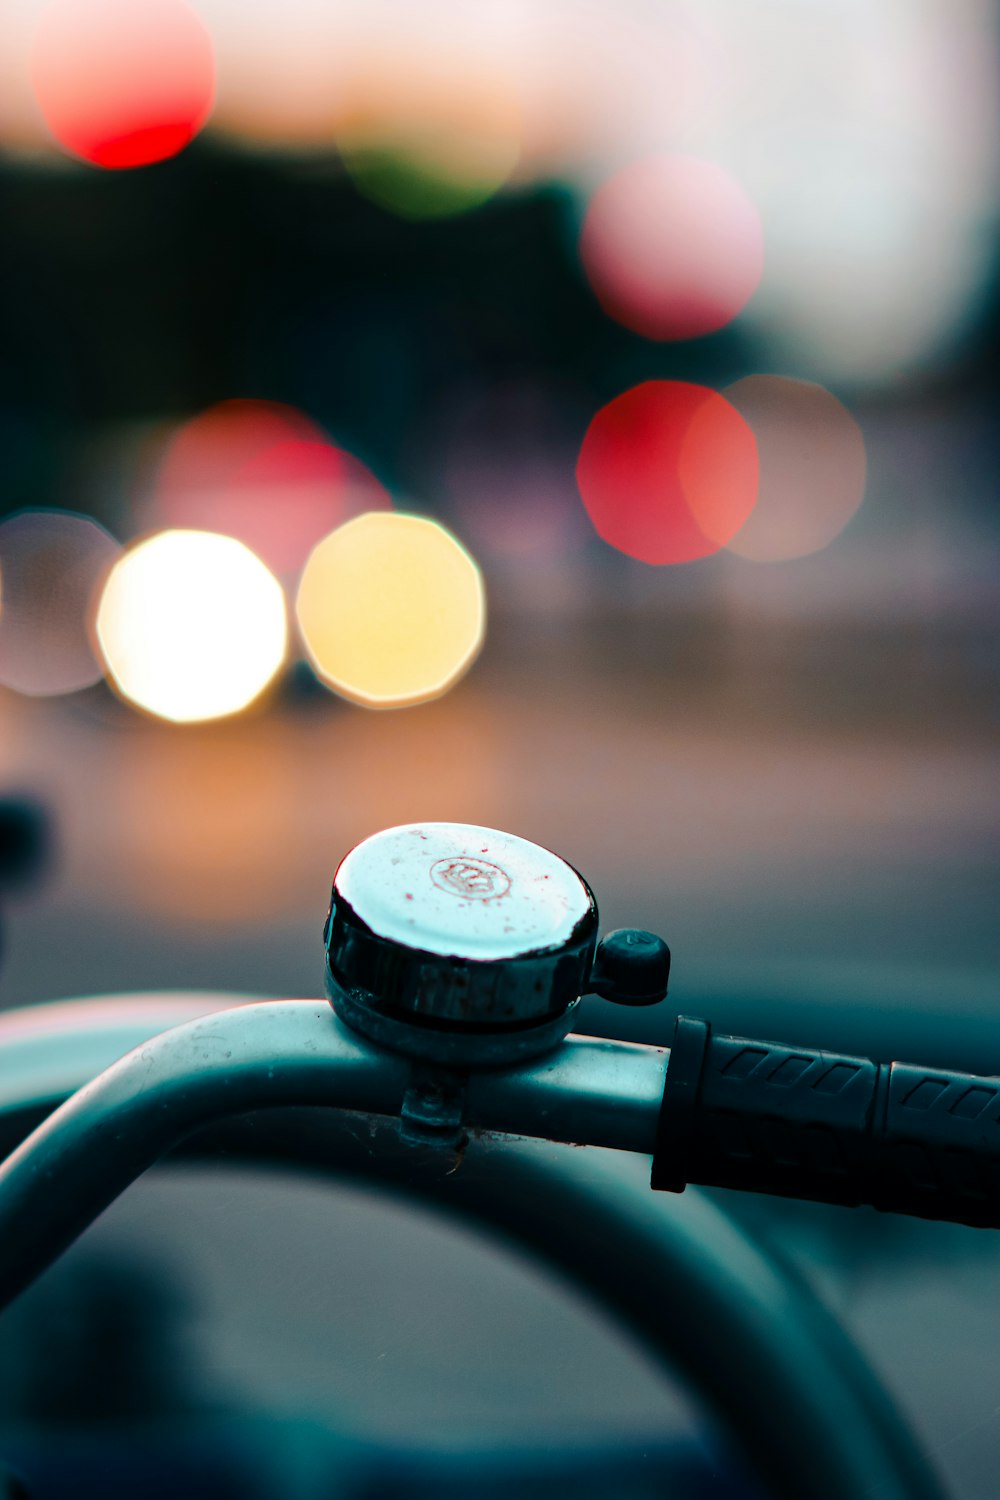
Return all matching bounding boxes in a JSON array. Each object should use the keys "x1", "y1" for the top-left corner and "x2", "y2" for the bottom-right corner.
[{"x1": 0, "y1": 2, "x2": 998, "y2": 1497}]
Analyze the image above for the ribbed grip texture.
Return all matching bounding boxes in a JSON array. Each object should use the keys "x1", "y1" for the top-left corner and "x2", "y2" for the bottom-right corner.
[{"x1": 651, "y1": 1018, "x2": 1000, "y2": 1229}]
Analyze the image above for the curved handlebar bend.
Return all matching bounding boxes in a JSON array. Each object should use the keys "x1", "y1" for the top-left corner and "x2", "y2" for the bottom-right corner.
[{"x1": 0, "y1": 999, "x2": 666, "y2": 1308}]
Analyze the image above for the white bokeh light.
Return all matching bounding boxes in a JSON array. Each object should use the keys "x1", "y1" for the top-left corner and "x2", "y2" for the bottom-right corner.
[{"x1": 96, "y1": 529, "x2": 287, "y2": 723}]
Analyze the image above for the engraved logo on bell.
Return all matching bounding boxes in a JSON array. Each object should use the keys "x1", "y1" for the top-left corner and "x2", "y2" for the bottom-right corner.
[{"x1": 430, "y1": 856, "x2": 511, "y2": 900}]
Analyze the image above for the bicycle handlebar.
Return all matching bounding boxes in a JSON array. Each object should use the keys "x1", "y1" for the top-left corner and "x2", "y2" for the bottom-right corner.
[
  {"x1": 0, "y1": 1001, "x2": 665, "y2": 1309},
  {"x1": 0, "y1": 992, "x2": 951, "y2": 1500},
  {"x1": 2, "y1": 995, "x2": 999, "y2": 1317}
]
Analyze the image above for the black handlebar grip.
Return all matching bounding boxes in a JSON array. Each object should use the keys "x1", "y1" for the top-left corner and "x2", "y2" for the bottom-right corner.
[{"x1": 652, "y1": 1017, "x2": 1000, "y2": 1229}]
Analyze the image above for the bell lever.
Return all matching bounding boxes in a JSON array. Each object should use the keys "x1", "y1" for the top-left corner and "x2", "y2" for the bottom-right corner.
[{"x1": 587, "y1": 928, "x2": 671, "y2": 1007}]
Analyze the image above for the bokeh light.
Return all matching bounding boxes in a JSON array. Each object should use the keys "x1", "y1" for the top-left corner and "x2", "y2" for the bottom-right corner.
[
  {"x1": 150, "y1": 400, "x2": 391, "y2": 576},
  {"x1": 96, "y1": 530, "x2": 287, "y2": 723},
  {"x1": 720, "y1": 377, "x2": 867, "y2": 562},
  {"x1": 0, "y1": 510, "x2": 121, "y2": 696},
  {"x1": 31, "y1": 0, "x2": 215, "y2": 168},
  {"x1": 440, "y1": 383, "x2": 590, "y2": 561},
  {"x1": 296, "y1": 512, "x2": 484, "y2": 708},
  {"x1": 576, "y1": 381, "x2": 759, "y2": 565},
  {"x1": 336, "y1": 55, "x2": 520, "y2": 220},
  {"x1": 579, "y1": 154, "x2": 764, "y2": 341}
]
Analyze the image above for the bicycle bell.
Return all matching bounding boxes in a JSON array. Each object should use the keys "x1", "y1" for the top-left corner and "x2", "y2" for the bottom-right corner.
[{"x1": 325, "y1": 822, "x2": 670, "y2": 1067}]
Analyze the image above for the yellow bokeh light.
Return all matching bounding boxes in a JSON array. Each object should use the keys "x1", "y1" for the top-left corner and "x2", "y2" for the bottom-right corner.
[
  {"x1": 295, "y1": 512, "x2": 485, "y2": 708},
  {"x1": 96, "y1": 529, "x2": 287, "y2": 723}
]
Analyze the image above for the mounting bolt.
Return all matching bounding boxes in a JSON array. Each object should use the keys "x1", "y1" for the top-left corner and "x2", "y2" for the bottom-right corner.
[{"x1": 399, "y1": 1066, "x2": 468, "y2": 1151}]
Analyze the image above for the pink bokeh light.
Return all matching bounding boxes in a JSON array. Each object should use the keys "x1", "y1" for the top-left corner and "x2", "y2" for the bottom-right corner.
[
  {"x1": 151, "y1": 400, "x2": 391, "y2": 576},
  {"x1": 580, "y1": 154, "x2": 764, "y2": 341}
]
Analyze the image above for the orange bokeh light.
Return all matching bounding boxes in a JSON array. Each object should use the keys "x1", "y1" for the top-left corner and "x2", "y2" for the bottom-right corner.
[
  {"x1": 575, "y1": 381, "x2": 758, "y2": 564},
  {"x1": 720, "y1": 376, "x2": 867, "y2": 561},
  {"x1": 30, "y1": 0, "x2": 214, "y2": 169},
  {"x1": 580, "y1": 154, "x2": 764, "y2": 341},
  {"x1": 151, "y1": 400, "x2": 391, "y2": 576}
]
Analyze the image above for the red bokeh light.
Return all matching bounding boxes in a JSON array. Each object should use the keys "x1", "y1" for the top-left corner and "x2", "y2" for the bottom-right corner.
[
  {"x1": 579, "y1": 154, "x2": 764, "y2": 341},
  {"x1": 575, "y1": 381, "x2": 758, "y2": 564},
  {"x1": 31, "y1": 0, "x2": 215, "y2": 169},
  {"x1": 151, "y1": 400, "x2": 391, "y2": 575}
]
